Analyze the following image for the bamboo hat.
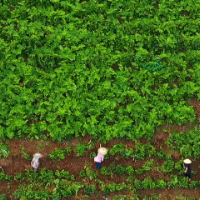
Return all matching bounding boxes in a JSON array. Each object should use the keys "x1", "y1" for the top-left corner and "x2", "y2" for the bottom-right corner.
[
  {"x1": 98, "y1": 147, "x2": 108, "y2": 155},
  {"x1": 183, "y1": 159, "x2": 192, "y2": 164},
  {"x1": 33, "y1": 153, "x2": 43, "y2": 158}
]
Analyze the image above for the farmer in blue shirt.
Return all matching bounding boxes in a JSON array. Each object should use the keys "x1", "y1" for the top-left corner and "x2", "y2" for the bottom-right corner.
[
  {"x1": 31, "y1": 153, "x2": 42, "y2": 172},
  {"x1": 0, "y1": 149, "x2": 8, "y2": 170}
]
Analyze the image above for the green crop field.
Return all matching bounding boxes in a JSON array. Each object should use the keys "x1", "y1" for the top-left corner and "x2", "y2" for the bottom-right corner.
[{"x1": 0, "y1": 0, "x2": 200, "y2": 199}]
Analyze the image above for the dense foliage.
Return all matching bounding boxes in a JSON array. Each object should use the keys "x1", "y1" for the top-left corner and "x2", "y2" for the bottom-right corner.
[{"x1": 0, "y1": 0, "x2": 200, "y2": 142}]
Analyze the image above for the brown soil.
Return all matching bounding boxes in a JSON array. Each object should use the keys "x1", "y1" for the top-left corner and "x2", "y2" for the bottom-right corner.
[
  {"x1": 189, "y1": 99, "x2": 200, "y2": 120},
  {"x1": 111, "y1": 64, "x2": 120, "y2": 71},
  {"x1": 118, "y1": 17, "x2": 124, "y2": 24}
]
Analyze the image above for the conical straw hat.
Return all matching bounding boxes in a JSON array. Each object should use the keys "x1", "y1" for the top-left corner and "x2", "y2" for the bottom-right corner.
[
  {"x1": 33, "y1": 153, "x2": 43, "y2": 158},
  {"x1": 98, "y1": 147, "x2": 108, "y2": 155},
  {"x1": 184, "y1": 159, "x2": 192, "y2": 164}
]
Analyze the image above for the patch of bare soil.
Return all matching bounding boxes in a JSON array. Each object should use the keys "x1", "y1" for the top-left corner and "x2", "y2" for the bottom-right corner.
[{"x1": 189, "y1": 99, "x2": 200, "y2": 120}]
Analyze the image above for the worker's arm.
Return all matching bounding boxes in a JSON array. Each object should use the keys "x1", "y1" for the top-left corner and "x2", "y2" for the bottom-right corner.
[{"x1": 185, "y1": 167, "x2": 188, "y2": 173}]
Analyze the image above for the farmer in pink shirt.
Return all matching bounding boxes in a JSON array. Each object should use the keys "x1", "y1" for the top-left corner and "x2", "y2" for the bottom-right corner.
[{"x1": 94, "y1": 146, "x2": 108, "y2": 169}]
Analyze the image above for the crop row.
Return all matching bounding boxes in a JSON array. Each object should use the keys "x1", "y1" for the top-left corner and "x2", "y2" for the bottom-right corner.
[
  {"x1": 0, "y1": 141, "x2": 176, "y2": 164},
  {"x1": 0, "y1": 168, "x2": 199, "y2": 200},
  {"x1": 2, "y1": 135, "x2": 200, "y2": 161}
]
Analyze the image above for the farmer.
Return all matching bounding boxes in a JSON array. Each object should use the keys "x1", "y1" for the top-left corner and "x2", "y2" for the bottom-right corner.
[
  {"x1": 183, "y1": 158, "x2": 192, "y2": 181},
  {"x1": 94, "y1": 146, "x2": 108, "y2": 169},
  {"x1": 31, "y1": 153, "x2": 42, "y2": 172},
  {"x1": 0, "y1": 149, "x2": 8, "y2": 170}
]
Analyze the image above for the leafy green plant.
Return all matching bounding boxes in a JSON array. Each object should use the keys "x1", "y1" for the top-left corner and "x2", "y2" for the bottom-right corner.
[
  {"x1": 135, "y1": 168, "x2": 145, "y2": 175},
  {"x1": 156, "y1": 179, "x2": 167, "y2": 189},
  {"x1": 142, "y1": 159, "x2": 155, "y2": 171},
  {"x1": 90, "y1": 151, "x2": 96, "y2": 159},
  {"x1": 160, "y1": 159, "x2": 174, "y2": 173},
  {"x1": 14, "y1": 172, "x2": 25, "y2": 182},
  {"x1": 142, "y1": 178, "x2": 156, "y2": 189},
  {"x1": 49, "y1": 148, "x2": 66, "y2": 160},
  {"x1": 85, "y1": 168, "x2": 98, "y2": 181},
  {"x1": 24, "y1": 169, "x2": 40, "y2": 181},
  {"x1": 143, "y1": 60, "x2": 166, "y2": 73},
  {"x1": 109, "y1": 143, "x2": 126, "y2": 156},
  {"x1": 116, "y1": 165, "x2": 126, "y2": 176},
  {"x1": 125, "y1": 166, "x2": 134, "y2": 175},
  {"x1": 175, "y1": 160, "x2": 184, "y2": 175},
  {"x1": 101, "y1": 164, "x2": 116, "y2": 176},
  {"x1": 134, "y1": 179, "x2": 143, "y2": 189},
  {"x1": 155, "y1": 148, "x2": 168, "y2": 159},
  {"x1": 65, "y1": 147, "x2": 72, "y2": 155},
  {"x1": 39, "y1": 168, "x2": 55, "y2": 183},
  {"x1": 21, "y1": 147, "x2": 31, "y2": 160},
  {"x1": 0, "y1": 171, "x2": 13, "y2": 181},
  {"x1": 79, "y1": 170, "x2": 86, "y2": 178},
  {"x1": 37, "y1": 144, "x2": 44, "y2": 149},
  {"x1": 55, "y1": 170, "x2": 73, "y2": 180},
  {"x1": 0, "y1": 194, "x2": 7, "y2": 200},
  {"x1": 189, "y1": 181, "x2": 199, "y2": 189},
  {"x1": 48, "y1": 147, "x2": 72, "y2": 160},
  {"x1": 84, "y1": 184, "x2": 97, "y2": 195},
  {"x1": 87, "y1": 140, "x2": 94, "y2": 150},
  {"x1": 75, "y1": 144, "x2": 87, "y2": 157},
  {"x1": 102, "y1": 183, "x2": 128, "y2": 194},
  {"x1": 14, "y1": 183, "x2": 50, "y2": 199},
  {"x1": 167, "y1": 129, "x2": 200, "y2": 158}
]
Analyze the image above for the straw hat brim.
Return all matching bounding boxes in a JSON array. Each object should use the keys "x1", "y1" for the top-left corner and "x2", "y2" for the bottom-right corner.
[
  {"x1": 33, "y1": 153, "x2": 43, "y2": 158},
  {"x1": 98, "y1": 147, "x2": 108, "y2": 155},
  {"x1": 184, "y1": 159, "x2": 192, "y2": 164}
]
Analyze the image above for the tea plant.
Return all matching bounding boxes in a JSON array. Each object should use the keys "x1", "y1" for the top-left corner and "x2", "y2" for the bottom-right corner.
[
  {"x1": 39, "y1": 168, "x2": 55, "y2": 183},
  {"x1": 79, "y1": 170, "x2": 86, "y2": 178},
  {"x1": 48, "y1": 147, "x2": 72, "y2": 160},
  {"x1": 109, "y1": 143, "x2": 126, "y2": 156},
  {"x1": 155, "y1": 179, "x2": 167, "y2": 189},
  {"x1": 14, "y1": 183, "x2": 49, "y2": 199},
  {"x1": 55, "y1": 170, "x2": 74, "y2": 180},
  {"x1": 14, "y1": 172, "x2": 25, "y2": 182},
  {"x1": 101, "y1": 164, "x2": 116, "y2": 176},
  {"x1": 0, "y1": 194, "x2": 7, "y2": 200},
  {"x1": 75, "y1": 144, "x2": 87, "y2": 157},
  {"x1": 116, "y1": 165, "x2": 127, "y2": 176},
  {"x1": 142, "y1": 159, "x2": 155, "y2": 171},
  {"x1": 85, "y1": 168, "x2": 98, "y2": 181},
  {"x1": 102, "y1": 183, "x2": 128, "y2": 194},
  {"x1": 160, "y1": 159, "x2": 175, "y2": 173},
  {"x1": 0, "y1": 171, "x2": 13, "y2": 181},
  {"x1": 125, "y1": 166, "x2": 134, "y2": 175},
  {"x1": 21, "y1": 147, "x2": 32, "y2": 160},
  {"x1": 167, "y1": 129, "x2": 200, "y2": 158},
  {"x1": 24, "y1": 169, "x2": 40, "y2": 181},
  {"x1": 84, "y1": 184, "x2": 97, "y2": 195}
]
